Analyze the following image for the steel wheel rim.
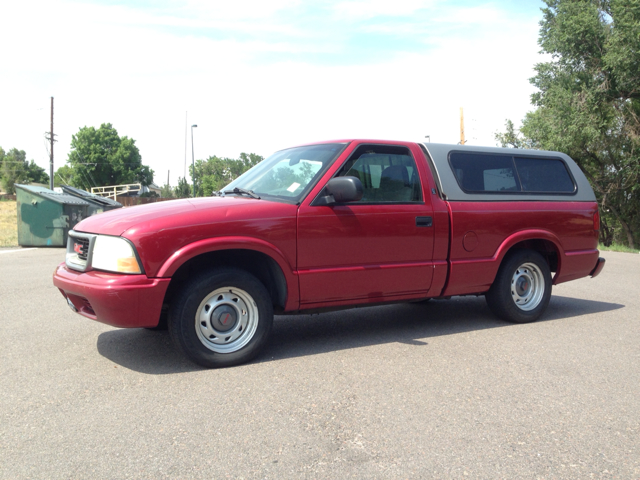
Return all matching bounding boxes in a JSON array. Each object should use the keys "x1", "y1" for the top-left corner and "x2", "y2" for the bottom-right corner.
[
  {"x1": 195, "y1": 287, "x2": 259, "y2": 353},
  {"x1": 510, "y1": 262, "x2": 545, "y2": 311}
]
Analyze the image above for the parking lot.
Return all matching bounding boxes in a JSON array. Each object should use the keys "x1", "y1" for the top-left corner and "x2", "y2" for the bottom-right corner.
[{"x1": 1, "y1": 248, "x2": 639, "y2": 479}]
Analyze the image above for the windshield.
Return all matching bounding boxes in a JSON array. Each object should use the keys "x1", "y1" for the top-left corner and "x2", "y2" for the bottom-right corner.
[{"x1": 223, "y1": 143, "x2": 347, "y2": 202}]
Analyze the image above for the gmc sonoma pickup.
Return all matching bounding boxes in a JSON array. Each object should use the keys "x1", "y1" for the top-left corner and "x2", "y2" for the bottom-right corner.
[{"x1": 53, "y1": 140, "x2": 605, "y2": 368}]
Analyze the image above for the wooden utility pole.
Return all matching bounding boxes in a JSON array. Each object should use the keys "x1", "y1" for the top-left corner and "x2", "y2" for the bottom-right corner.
[
  {"x1": 184, "y1": 112, "x2": 188, "y2": 179},
  {"x1": 460, "y1": 107, "x2": 466, "y2": 145},
  {"x1": 46, "y1": 97, "x2": 57, "y2": 190}
]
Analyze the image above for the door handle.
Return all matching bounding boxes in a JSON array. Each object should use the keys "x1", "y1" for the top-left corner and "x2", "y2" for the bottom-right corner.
[{"x1": 416, "y1": 216, "x2": 433, "y2": 227}]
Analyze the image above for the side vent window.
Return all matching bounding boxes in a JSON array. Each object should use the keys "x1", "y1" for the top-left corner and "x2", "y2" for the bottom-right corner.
[{"x1": 514, "y1": 157, "x2": 575, "y2": 193}]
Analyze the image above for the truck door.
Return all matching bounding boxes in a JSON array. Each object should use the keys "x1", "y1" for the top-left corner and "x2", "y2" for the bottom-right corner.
[{"x1": 297, "y1": 143, "x2": 435, "y2": 307}]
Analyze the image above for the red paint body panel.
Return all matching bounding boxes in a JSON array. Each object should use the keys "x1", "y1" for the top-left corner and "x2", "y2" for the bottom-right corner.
[
  {"x1": 155, "y1": 235, "x2": 300, "y2": 311},
  {"x1": 296, "y1": 141, "x2": 436, "y2": 305},
  {"x1": 76, "y1": 197, "x2": 299, "y2": 279},
  {"x1": 560, "y1": 249, "x2": 601, "y2": 283},
  {"x1": 53, "y1": 263, "x2": 170, "y2": 328},
  {"x1": 52, "y1": 138, "x2": 603, "y2": 329},
  {"x1": 443, "y1": 201, "x2": 599, "y2": 296},
  {"x1": 297, "y1": 203, "x2": 435, "y2": 303}
]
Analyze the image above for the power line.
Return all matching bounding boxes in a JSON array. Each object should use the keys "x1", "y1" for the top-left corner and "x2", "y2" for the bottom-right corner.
[
  {"x1": 71, "y1": 162, "x2": 146, "y2": 165},
  {"x1": 86, "y1": 169, "x2": 98, "y2": 187}
]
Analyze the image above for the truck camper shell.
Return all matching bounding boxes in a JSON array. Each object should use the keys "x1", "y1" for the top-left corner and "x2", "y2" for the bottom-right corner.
[{"x1": 420, "y1": 143, "x2": 595, "y2": 203}]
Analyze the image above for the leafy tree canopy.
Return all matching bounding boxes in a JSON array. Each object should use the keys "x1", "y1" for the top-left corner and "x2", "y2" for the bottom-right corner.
[
  {"x1": 190, "y1": 152, "x2": 264, "y2": 197},
  {"x1": 53, "y1": 164, "x2": 75, "y2": 188},
  {"x1": 174, "y1": 176, "x2": 192, "y2": 198},
  {"x1": 496, "y1": 0, "x2": 640, "y2": 248},
  {"x1": 0, "y1": 147, "x2": 49, "y2": 194},
  {"x1": 160, "y1": 183, "x2": 175, "y2": 199},
  {"x1": 67, "y1": 123, "x2": 154, "y2": 190}
]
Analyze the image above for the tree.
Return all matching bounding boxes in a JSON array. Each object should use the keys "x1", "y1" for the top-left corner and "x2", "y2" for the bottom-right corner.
[
  {"x1": 0, "y1": 147, "x2": 6, "y2": 191},
  {"x1": 191, "y1": 153, "x2": 264, "y2": 197},
  {"x1": 160, "y1": 183, "x2": 175, "y2": 199},
  {"x1": 494, "y1": 120, "x2": 533, "y2": 150},
  {"x1": 175, "y1": 176, "x2": 192, "y2": 198},
  {"x1": 67, "y1": 123, "x2": 154, "y2": 190},
  {"x1": 53, "y1": 164, "x2": 75, "y2": 187},
  {"x1": 25, "y1": 160, "x2": 49, "y2": 185},
  {"x1": 496, "y1": 0, "x2": 640, "y2": 248},
  {"x1": 0, "y1": 148, "x2": 26, "y2": 194},
  {"x1": 0, "y1": 148, "x2": 50, "y2": 194}
]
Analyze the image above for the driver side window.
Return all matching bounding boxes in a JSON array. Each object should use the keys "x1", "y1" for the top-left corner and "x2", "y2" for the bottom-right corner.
[{"x1": 336, "y1": 145, "x2": 423, "y2": 203}]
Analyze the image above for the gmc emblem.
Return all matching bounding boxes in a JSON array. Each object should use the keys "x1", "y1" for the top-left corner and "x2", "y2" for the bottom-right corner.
[{"x1": 73, "y1": 243, "x2": 83, "y2": 255}]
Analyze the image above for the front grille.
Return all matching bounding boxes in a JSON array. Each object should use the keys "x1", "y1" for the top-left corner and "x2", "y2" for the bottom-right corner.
[
  {"x1": 73, "y1": 237, "x2": 90, "y2": 261},
  {"x1": 66, "y1": 231, "x2": 96, "y2": 272}
]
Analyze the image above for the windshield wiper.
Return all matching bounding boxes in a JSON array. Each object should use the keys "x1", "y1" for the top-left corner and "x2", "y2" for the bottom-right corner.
[{"x1": 222, "y1": 187, "x2": 260, "y2": 199}]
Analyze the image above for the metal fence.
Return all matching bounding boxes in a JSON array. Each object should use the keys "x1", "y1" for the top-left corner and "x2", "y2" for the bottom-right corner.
[{"x1": 118, "y1": 197, "x2": 180, "y2": 207}]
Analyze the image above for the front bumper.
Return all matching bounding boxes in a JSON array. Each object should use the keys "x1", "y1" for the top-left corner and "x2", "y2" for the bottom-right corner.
[{"x1": 53, "y1": 263, "x2": 171, "y2": 328}]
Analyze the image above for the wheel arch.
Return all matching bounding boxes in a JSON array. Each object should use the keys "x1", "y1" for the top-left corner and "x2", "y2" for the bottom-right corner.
[
  {"x1": 441, "y1": 229, "x2": 566, "y2": 297},
  {"x1": 494, "y1": 230, "x2": 563, "y2": 282},
  {"x1": 158, "y1": 238, "x2": 297, "y2": 313}
]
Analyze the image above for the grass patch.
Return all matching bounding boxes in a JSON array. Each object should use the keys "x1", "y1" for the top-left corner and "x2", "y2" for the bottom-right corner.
[
  {"x1": 0, "y1": 200, "x2": 18, "y2": 247},
  {"x1": 599, "y1": 243, "x2": 640, "y2": 254}
]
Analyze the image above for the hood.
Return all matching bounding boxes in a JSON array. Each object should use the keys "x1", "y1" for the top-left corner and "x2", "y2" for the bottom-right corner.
[
  {"x1": 74, "y1": 196, "x2": 299, "y2": 278},
  {"x1": 74, "y1": 196, "x2": 275, "y2": 236}
]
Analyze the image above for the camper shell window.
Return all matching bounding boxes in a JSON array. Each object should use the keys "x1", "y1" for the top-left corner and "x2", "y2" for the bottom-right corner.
[{"x1": 449, "y1": 152, "x2": 576, "y2": 195}]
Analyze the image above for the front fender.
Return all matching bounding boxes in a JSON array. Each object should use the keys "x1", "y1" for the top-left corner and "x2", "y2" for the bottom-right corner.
[{"x1": 155, "y1": 236, "x2": 299, "y2": 310}]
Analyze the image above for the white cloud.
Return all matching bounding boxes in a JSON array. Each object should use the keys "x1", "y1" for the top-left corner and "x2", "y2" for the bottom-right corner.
[
  {"x1": 0, "y1": 0, "x2": 545, "y2": 187},
  {"x1": 333, "y1": 0, "x2": 436, "y2": 19}
]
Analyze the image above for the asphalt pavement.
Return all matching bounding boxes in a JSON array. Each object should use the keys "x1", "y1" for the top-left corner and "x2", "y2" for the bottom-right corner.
[{"x1": 0, "y1": 248, "x2": 638, "y2": 479}]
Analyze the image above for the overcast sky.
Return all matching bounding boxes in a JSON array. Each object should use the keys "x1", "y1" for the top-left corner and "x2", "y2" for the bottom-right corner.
[{"x1": 0, "y1": 0, "x2": 546, "y2": 187}]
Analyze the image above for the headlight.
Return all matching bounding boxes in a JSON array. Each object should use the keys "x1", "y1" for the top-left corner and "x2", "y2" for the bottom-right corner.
[{"x1": 91, "y1": 235, "x2": 143, "y2": 274}]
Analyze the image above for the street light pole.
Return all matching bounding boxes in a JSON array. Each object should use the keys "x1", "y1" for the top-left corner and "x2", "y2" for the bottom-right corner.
[{"x1": 191, "y1": 124, "x2": 198, "y2": 197}]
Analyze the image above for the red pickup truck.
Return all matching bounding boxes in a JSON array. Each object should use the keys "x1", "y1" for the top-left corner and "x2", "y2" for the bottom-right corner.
[{"x1": 53, "y1": 140, "x2": 605, "y2": 368}]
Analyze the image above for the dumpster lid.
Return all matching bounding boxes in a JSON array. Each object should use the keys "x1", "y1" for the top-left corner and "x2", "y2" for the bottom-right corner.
[
  {"x1": 15, "y1": 184, "x2": 92, "y2": 206},
  {"x1": 61, "y1": 185, "x2": 122, "y2": 207}
]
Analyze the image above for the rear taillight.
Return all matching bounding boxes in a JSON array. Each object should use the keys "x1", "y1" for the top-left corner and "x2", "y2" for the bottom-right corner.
[{"x1": 594, "y1": 211, "x2": 600, "y2": 231}]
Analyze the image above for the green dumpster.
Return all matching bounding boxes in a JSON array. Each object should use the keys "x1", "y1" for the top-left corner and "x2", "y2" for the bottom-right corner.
[
  {"x1": 61, "y1": 185, "x2": 122, "y2": 215},
  {"x1": 15, "y1": 184, "x2": 91, "y2": 247}
]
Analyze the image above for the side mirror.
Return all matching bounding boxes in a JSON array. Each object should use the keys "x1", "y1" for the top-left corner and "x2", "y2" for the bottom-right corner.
[{"x1": 313, "y1": 176, "x2": 364, "y2": 206}]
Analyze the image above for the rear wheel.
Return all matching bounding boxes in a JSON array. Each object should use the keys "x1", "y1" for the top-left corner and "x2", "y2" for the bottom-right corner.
[
  {"x1": 485, "y1": 249, "x2": 551, "y2": 323},
  {"x1": 169, "y1": 268, "x2": 273, "y2": 368}
]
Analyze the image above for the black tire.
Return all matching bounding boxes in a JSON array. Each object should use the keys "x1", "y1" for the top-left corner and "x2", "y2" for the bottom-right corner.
[
  {"x1": 412, "y1": 298, "x2": 432, "y2": 304},
  {"x1": 169, "y1": 268, "x2": 273, "y2": 368},
  {"x1": 485, "y1": 249, "x2": 552, "y2": 323}
]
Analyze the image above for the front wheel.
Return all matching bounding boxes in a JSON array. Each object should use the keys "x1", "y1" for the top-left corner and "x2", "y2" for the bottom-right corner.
[
  {"x1": 485, "y1": 249, "x2": 552, "y2": 323},
  {"x1": 169, "y1": 268, "x2": 273, "y2": 368}
]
